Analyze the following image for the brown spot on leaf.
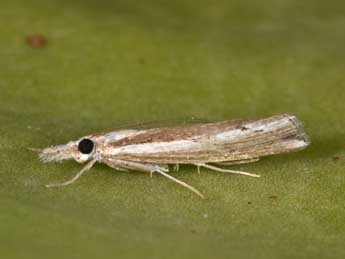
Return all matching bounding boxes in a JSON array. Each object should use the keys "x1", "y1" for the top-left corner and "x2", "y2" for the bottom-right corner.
[
  {"x1": 268, "y1": 195, "x2": 278, "y2": 199},
  {"x1": 247, "y1": 201, "x2": 252, "y2": 205},
  {"x1": 26, "y1": 34, "x2": 47, "y2": 48},
  {"x1": 333, "y1": 156, "x2": 340, "y2": 161}
]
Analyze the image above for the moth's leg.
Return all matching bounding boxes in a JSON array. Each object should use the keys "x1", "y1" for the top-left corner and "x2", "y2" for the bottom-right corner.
[
  {"x1": 101, "y1": 159, "x2": 128, "y2": 171},
  {"x1": 173, "y1": 164, "x2": 179, "y2": 172},
  {"x1": 195, "y1": 163, "x2": 260, "y2": 178},
  {"x1": 113, "y1": 167, "x2": 129, "y2": 172},
  {"x1": 149, "y1": 164, "x2": 169, "y2": 178},
  {"x1": 104, "y1": 159, "x2": 205, "y2": 199},
  {"x1": 46, "y1": 158, "x2": 98, "y2": 188},
  {"x1": 103, "y1": 158, "x2": 168, "y2": 178},
  {"x1": 197, "y1": 165, "x2": 201, "y2": 174},
  {"x1": 214, "y1": 158, "x2": 259, "y2": 166},
  {"x1": 158, "y1": 164, "x2": 170, "y2": 176},
  {"x1": 154, "y1": 167, "x2": 205, "y2": 199}
]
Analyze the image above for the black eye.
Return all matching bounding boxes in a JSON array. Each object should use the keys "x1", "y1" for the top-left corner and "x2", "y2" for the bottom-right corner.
[{"x1": 78, "y1": 138, "x2": 94, "y2": 154}]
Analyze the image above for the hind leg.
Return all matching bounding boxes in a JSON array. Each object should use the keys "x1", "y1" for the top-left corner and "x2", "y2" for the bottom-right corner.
[
  {"x1": 194, "y1": 163, "x2": 260, "y2": 178},
  {"x1": 214, "y1": 158, "x2": 259, "y2": 166}
]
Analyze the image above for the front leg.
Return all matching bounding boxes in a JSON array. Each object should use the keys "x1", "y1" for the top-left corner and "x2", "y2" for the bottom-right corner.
[{"x1": 46, "y1": 158, "x2": 98, "y2": 188}]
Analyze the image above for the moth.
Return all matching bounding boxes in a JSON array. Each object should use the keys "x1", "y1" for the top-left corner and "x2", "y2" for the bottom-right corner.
[{"x1": 32, "y1": 114, "x2": 310, "y2": 198}]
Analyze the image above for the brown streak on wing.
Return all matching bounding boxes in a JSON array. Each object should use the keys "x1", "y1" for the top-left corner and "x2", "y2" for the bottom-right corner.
[{"x1": 107, "y1": 117, "x2": 265, "y2": 147}]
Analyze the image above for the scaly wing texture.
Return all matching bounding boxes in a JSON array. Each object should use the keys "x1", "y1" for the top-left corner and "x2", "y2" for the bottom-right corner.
[{"x1": 102, "y1": 114, "x2": 310, "y2": 164}]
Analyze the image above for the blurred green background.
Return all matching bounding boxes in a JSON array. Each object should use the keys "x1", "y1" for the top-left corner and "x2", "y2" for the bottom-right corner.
[{"x1": 1, "y1": 0, "x2": 345, "y2": 258}]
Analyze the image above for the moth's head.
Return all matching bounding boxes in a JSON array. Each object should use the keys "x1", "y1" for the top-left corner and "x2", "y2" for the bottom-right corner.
[{"x1": 37, "y1": 138, "x2": 97, "y2": 163}]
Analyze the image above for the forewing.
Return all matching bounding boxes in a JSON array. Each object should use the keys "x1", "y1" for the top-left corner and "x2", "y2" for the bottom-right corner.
[{"x1": 102, "y1": 114, "x2": 310, "y2": 164}]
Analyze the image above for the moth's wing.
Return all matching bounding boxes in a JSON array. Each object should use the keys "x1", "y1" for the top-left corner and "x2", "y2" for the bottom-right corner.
[
  {"x1": 91, "y1": 118, "x2": 210, "y2": 137},
  {"x1": 104, "y1": 114, "x2": 310, "y2": 164}
]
